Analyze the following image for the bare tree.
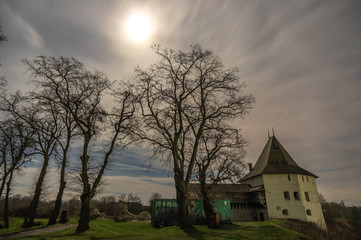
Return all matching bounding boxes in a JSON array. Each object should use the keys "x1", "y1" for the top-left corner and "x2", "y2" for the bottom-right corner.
[
  {"x1": 148, "y1": 192, "x2": 162, "y2": 206},
  {"x1": 195, "y1": 127, "x2": 247, "y2": 223},
  {"x1": 47, "y1": 108, "x2": 76, "y2": 225},
  {"x1": 134, "y1": 44, "x2": 254, "y2": 228},
  {"x1": 23, "y1": 56, "x2": 136, "y2": 232},
  {"x1": 0, "y1": 95, "x2": 35, "y2": 228},
  {"x1": 26, "y1": 74, "x2": 79, "y2": 226},
  {"x1": 96, "y1": 195, "x2": 117, "y2": 216},
  {"x1": 17, "y1": 101, "x2": 61, "y2": 228}
]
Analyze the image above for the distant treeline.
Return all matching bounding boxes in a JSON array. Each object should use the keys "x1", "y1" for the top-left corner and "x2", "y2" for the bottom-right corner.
[
  {"x1": 319, "y1": 194, "x2": 361, "y2": 222},
  {"x1": 0, "y1": 193, "x2": 152, "y2": 219}
]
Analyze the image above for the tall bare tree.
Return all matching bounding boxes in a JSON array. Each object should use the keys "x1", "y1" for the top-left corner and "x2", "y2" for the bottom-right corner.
[
  {"x1": 195, "y1": 127, "x2": 247, "y2": 223},
  {"x1": 47, "y1": 106, "x2": 77, "y2": 226},
  {"x1": 0, "y1": 94, "x2": 35, "y2": 228},
  {"x1": 134, "y1": 44, "x2": 254, "y2": 228},
  {"x1": 24, "y1": 56, "x2": 136, "y2": 232},
  {"x1": 27, "y1": 77, "x2": 78, "y2": 226},
  {"x1": 18, "y1": 102, "x2": 61, "y2": 228}
]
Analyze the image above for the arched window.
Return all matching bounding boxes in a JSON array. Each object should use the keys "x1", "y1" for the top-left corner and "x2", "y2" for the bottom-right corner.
[
  {"x1": 284, "y1": 191, "x2": 290, "y2": 200},
  {"x1": 282, "y1": 209, "x2": 289, "y2": 216},
  {"x1": 306, "y1": 209, "x2": 312, "y2": 216}
]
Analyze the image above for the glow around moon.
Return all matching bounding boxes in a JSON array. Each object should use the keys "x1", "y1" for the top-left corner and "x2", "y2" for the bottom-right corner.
[{"x1": 126, "y1": 13, "x2": 152, "y2": 42}]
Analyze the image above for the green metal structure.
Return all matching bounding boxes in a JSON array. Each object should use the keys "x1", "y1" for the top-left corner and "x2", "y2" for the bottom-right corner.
[
  {"x1": 151, "y1": 199, "x2": 232, "y2": 227},
  {"x1": 151, "y1": 199, "x2": 178, "y2": 227}
]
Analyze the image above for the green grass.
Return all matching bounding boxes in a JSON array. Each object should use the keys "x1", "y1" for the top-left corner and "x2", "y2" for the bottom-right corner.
[
  {"x1": 0, "y1": 217, "x2": 77, "y2": 236},
  {"x1": 7, "y1": 219, "x2": 310, "y2": 240},
  {"x1": 0, "y1": 217, "x2": 49, "y2": 235}
]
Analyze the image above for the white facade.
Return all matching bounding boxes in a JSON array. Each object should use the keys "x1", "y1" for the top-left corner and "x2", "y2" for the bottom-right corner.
[
  {"x1": 240, "y1": 135, "x2": 327, "y2": 229},
  {"x1": 242, "y1": 173, "x2": 326, "y2": 229}
]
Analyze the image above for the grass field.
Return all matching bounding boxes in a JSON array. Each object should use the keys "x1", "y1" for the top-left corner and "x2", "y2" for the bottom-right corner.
[
  {"x1": 0, "y1": 218, "x2": 310, "y2": 239},
  {"x1": 0, "y1": 217, "x2": 50, "y2": 235}
]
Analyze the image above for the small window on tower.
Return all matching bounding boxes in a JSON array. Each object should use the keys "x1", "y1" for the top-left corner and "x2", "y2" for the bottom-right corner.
[
  {"x1": 305, "y1": 192, "x2": 310, "y2": 202},
  {"x1": 284, "y1": 191, "x2": 290, "y2": 200},
  {"x1": 306, "y1": 209, "x2": 312, "y2": 216},
  {"x1": 294, "y1": 191, "x2": 300, "y2": 200},
  {"x1": 288, "y1": 175, "x2": 291, "y2": 181},
  {"x1": 302, "y1": 176, "x2": 304, "y2": 181},
  {"x1": 282, "y1": 209, "x2": 289, "y2": 216}
]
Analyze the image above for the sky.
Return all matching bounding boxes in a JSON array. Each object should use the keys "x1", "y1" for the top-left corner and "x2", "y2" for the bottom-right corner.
[{"x1": 1, "y1": 0, "x2": 361, "y2": 206}]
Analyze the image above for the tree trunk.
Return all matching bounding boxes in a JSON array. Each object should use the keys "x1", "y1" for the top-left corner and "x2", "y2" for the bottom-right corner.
[
  {"x1": 48, "y1": 147, "x2": 68, "y2": 225},
  {"x1": 76, "y1": 193, "x2": 91, "y2": 232},
  {"x1": 47, "y1": 178, "x2": 66, "y2": 225},
  {"x1": 0, "y1": 172, "x2": 7, "y2": 199},
  {"x1": 22, "y1": 154, "x2": 49, "y2": 228},
  {"x1": 200, "y1": 177, "x2": 214, "y2": 224},
  {"x1": 174, "y1": 170, "x2": 192, "y2": 228},
  {"x1": 3, "y1": 171, "x2": 13, "y2": 228}
]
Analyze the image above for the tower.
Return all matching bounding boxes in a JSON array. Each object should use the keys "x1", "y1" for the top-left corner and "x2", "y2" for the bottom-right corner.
[{"x1": 240, "y1": 135, "x2": 326, "y2": 229}]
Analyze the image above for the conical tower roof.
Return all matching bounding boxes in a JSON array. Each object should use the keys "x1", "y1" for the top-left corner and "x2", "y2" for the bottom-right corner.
[{"x1": 241, "y1": 135, "x2": 318, "y2": 181}]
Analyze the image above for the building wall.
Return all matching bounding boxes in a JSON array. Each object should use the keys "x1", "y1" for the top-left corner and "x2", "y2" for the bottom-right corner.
[
  {"x1": 262, "y1": 174, "x2": 326, "y2": 229},
  {"x1": 296, "y1": 175, "x2": 327, "y2": 229},
  {"x1": 242, "y1": 175, "x2": 263, "y2": 187},
  {"x1": 230, "y1": 203, "x2": 268, "y2": 221}
]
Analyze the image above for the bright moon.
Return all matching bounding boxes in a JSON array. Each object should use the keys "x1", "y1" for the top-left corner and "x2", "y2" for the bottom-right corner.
[{"x1": 126, "y1": 14, "x2": 152, "y2": 42}]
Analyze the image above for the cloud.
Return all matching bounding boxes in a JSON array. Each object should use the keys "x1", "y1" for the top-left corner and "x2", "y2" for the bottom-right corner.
[
  {"x1": 1, "y1": 0, "x2": 361, "y2": 206},
  {"x1": 100, "y1": 175, "x2": 175, "y2": 204}
]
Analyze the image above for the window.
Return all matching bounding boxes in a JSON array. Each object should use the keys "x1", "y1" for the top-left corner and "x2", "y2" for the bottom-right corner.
[
  {"x1": 307, "y1": 177, "x2": 309, "y2": 182},
  {"x1": 294, "y1": 191, "x2": 300, "y2": 200},
  {"x1": 282, "y1": 209, "x2": 289, "y2": 216},
  {"x1": 302, "y1": 176, "x2": 304, "y2": 182},
  {"x1": 284, "y1": 191, "x2": 290, "y2": 200},
  {"x1": 305, "y1": 192, "x2": 310, "y2": 202},
  {"x1": 288, "y1": 175, "x2": 291, "y2": 181},
  {"x1": 306, "y1": 209, "x2": 312, "y2": 216}
]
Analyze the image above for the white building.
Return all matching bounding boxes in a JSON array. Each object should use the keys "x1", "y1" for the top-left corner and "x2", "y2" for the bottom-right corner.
[{"x1": 188, "y1": 134, "x2": 326, "y2": 229}]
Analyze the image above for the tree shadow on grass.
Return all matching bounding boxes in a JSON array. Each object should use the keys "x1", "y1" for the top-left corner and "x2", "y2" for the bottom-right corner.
[
  {"x1": 182, "y1": 224, "x2": 254, "y2": 240},
  {"x1": 217, "y1": 224, "x2": 253, "y2": 240},
  {"x1": 21, "y1": 228, "x2": 80, "y2": 239},
  {"x1": 182, "y1": 226, "x2": 207, "y2": 240}
]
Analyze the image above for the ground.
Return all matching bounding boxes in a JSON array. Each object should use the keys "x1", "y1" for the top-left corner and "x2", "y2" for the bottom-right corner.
[{"x1": 0, "y1": 218, "x2": 310, "y2": 240}]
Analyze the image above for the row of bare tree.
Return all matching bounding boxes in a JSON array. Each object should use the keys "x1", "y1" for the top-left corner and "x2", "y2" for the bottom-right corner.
[
  {"x1": 0, "y1": 55, "x2": 136, "y2": 231},
  {"x1": 0, "y1": 193, "x2": 146, "y2": 219},
  {"x1": 0, "y1": 43, "x2": 254, "y2": 231}
]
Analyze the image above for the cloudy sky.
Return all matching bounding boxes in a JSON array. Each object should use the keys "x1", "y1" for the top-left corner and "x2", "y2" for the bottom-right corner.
[{"x1": 1, "y1": 0, "x2": 360, "y2": 205}]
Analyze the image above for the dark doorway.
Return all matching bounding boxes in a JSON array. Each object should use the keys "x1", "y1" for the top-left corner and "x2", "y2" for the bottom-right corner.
[{"x1": 260, "y1": 212, "x2": 264, "y2": 221}]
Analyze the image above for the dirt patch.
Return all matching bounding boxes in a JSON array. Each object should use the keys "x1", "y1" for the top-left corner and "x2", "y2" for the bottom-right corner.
[{"x1": 0, "y1": 224, "x2": 76, "y2": 239}]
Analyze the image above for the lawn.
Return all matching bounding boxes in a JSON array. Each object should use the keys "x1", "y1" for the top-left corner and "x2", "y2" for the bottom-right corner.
[
  {"x1": 0, "y1": 217, "x2": 49, "y2": 235},
  {"x1": 0, "y1": 219, "x2": 310, "y2": 240},
  {"x1": 0, "y1": 217, "x2": 78, "y2": 236}
]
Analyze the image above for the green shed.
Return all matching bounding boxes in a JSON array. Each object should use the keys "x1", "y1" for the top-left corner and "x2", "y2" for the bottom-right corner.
[
  {"x1": 151, "y1": 199, "x2": 231, "y2": 227},
  {"x1": 151, "y1": 199, "x2": 178, "y2": 227}
]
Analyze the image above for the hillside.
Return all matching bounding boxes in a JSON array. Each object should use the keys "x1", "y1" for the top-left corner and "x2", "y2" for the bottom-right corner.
[
  {"x1": 1, "y1": 219, "x2": 309, "y2": 240},
  {"x1": 282, "y1": 218, "x2": 361, "y2": 240}
]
